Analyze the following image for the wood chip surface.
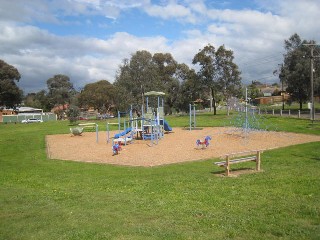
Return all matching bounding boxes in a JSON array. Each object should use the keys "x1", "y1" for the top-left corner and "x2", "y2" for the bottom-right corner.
[{"x1": 46, "y1": 127, "x2": 320, "y2": 167}]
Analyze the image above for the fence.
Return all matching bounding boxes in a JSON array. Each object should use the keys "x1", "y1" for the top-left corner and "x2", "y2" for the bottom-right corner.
[
  {"x1": 236, "y1": 108, "x2": 319, "y2": 120},
  {"x1": 2, "y1": 113, "x2": 57, "y2": 123}
]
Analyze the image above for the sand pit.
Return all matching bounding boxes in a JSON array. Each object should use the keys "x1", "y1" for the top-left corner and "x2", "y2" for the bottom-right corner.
[{"x1": 46, "y1": 127, "x2": 320, "y2": 167}]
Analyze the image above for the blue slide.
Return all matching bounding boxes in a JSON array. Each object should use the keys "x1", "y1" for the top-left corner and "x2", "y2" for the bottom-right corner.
[
  {"x1": 163, "y1": 120, "x2": 172, "y2": 132},
  {"x1": 114, "y1": 127, "x2": 132, "y2": 139}
]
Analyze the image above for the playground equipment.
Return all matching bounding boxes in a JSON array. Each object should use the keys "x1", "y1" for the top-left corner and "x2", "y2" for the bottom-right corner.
[
  {"x1": 141, "y1": 91, "x2": 172, "y2": 140},
  {"x1": 196, "y1": 136, "x2": 212, "y2": 149},
  {"x1": 228, "y1": 88, "x2": 270, "y2": 135},
  {"x1": 107, "y1": 108, "x2": 136, "y2": 144},
  {"x1": 70, "y1": 127, "x2": 84, "y2": 136},
  {"x1": 113, "y1": 127, "x2": 134, "y2": 145},
  {"x1": 185, "y1": 103, "x2": 203, "y2": 130},
  {"x1": 77, "y1": 122, "x2": 99, "y2": 143},
  {"x1": 189, "y1": 104, "x2": 196, "y2": 130},
  {"x1": 107, "y1": 91, "x2": 173, "y2": 155},
  {"x1": 112, "y1": 142, "x2": 122, "y2": 156}
]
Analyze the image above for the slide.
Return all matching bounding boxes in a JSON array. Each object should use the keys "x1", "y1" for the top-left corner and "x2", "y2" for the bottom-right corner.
[
  {"x1": 114, "y1": 127, "x2": 132, "y2": 139},
  {"x1": 163, "y1": 120, "x2": 172, "y2": 132}
]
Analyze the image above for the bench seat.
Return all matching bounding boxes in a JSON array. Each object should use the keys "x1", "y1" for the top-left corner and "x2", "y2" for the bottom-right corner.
[{"x1": 214, "y1": 150, "x2": 262, "y2": 176}]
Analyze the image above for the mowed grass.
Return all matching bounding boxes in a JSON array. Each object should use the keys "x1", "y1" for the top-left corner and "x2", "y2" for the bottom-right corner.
[{"x1": 0, "y1": 114, "x2": 320, "y2": 240}]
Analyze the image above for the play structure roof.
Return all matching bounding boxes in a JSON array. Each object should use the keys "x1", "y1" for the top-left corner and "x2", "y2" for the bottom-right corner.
[{"x1": 144, "y1": 91, "x2": 165, "y2": 96}]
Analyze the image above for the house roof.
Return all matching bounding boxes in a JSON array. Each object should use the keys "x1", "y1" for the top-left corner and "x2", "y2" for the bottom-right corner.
[{"x1": 17, "y1": 107, "x2": 43, "y2": 112}]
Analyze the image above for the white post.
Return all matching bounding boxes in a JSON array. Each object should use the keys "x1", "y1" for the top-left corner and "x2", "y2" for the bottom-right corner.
[{"x1": 95, "y1": 124, "x2": 99, "y2": 143}]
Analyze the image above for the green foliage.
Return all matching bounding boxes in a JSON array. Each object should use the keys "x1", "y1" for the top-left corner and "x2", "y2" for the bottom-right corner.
[
  {"x1": 47, "y1": 74, "x2": 76, "y2": 110},
  {"x1": 66, "y1": 105, "x2": 80, "y2": 124},
  {"x1": 192, "y1": 44, "x2": 242, "y2": 115},
  {"x1": 78, "y1": 80, "x2": 115, "y2": 113},
  {"x1": 280, "y1": 33, "x2": 320, "y2": 109},
  {"x1": 114, "y1": 51, "x2": 199, "y2": 114},
  {"x1": 114, "y1": 50, "x2": 158, "y2": 107},
  {"x1": 247, "y1": 83, "x2": 263, "y2": 99},
  {"x1": 24, "y1": 90, "x2": 51, "y2": 111},
  {"x1": 0, "y1": 59, "x2": 23, "y2": 107}
]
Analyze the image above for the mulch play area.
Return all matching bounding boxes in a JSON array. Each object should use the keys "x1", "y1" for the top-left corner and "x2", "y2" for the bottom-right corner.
[{"x1": 46, "y1": 127, "x2": 320, "y2": 167}]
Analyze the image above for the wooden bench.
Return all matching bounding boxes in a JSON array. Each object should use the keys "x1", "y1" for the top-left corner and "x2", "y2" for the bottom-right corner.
[{"x1": 214, "y1": 150, "x2": 262, "y2": 176}]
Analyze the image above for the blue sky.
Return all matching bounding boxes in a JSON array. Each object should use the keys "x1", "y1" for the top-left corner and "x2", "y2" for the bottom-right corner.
[{"x1": 1, "y1": 0, "x2": 320, "y2": 93}]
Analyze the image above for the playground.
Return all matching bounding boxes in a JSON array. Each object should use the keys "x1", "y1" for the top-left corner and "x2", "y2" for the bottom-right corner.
[{"x1": 46, "y1": 127, "x2": 320, "y2": 167}]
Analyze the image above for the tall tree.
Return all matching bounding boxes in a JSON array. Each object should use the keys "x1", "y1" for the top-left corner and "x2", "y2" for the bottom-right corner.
[
  {"x1": 279, "y1": 33, "x2": 320, "y2": 110},
  {"x1": 0, "y1": 59, "x2": 23, "y2": 107},
  {"x1": 78, "y1": 80, "x2": 115, "y2": 113},
  {"x1": 114, "y1": 50, "x2": 159, "y2": 107},
  {"x1": 129, "y1": 50, "x2": 158, "y2": 105},
  {"x1": 215, "y1": 45, "x2": 242, "y2": 100},
  {"x1": 193, "y1": 44, "x2": 241, "y2": 114},
  {"x1": 152, "y1": 53, "x2": 179, "y2": 114},
  {"x1": 46, "y1": 74, "x2": 76, "y2": 110},
  {"x1": 177, "y1": 64, "x2": 201, "y2": 112}
]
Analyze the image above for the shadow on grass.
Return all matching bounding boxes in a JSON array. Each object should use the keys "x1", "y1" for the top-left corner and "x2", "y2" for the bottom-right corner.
[{"x1": 211, "y1": 167, "x2": 263, "y2": 177}]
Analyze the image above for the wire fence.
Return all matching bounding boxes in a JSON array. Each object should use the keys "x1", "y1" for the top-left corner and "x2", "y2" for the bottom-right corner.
[{"x1": 2, "y1": 113, "x2": 57, "y2": 123}]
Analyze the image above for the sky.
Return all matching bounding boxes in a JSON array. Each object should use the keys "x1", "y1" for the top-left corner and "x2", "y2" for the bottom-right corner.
[{"x1": 1, "y1": 0, "x2": 320, "y2": 94}]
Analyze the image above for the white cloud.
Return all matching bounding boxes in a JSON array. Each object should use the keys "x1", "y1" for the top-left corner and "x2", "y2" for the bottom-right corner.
[
  {"x1": 144, "y1": 2, "x2": 196, "y2": 23},
  {"x1": 1, "y1": 0, "x2": 320, "y2": 94},
  {"x1": 0, "y1": 21, "x2": 170, "y2": 92}
]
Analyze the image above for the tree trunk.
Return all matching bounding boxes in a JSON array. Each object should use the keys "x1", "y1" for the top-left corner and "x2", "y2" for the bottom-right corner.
[
  {"x1": 209, "y1": 89, "x2": 213, "y2": 112},
  {"x1": 299, "y1": 99, "x2": 303, "y2": 110},
  {"x1": 210, "y1": 87, "x2": 217, "y2": 115}
]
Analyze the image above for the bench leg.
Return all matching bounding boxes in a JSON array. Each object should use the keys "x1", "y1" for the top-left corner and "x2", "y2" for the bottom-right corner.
[
  {"x1": 226, "y1": 156, "x2": 230, "y2": 176},
  {"x1": 256, "y1": 151, "x2": 261, "y2": 171}
]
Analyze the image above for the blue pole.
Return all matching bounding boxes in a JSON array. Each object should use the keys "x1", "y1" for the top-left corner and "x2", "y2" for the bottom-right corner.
[
  {"x1": 189, "y1": 104, "x2": 192, "y2": 131},
  {"x1": 146, "y1": 97, "x2": 149, "y2": 111},
  {"x1": 193, "y1": 104, "x2": 196, "y2": 129},
  {"x1": 118, "y1": 111, "x2": 121, "y2": 133}
]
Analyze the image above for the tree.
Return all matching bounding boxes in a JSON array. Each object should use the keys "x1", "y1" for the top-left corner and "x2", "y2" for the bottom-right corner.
[
  {"x1": 278, "y1": 33, "x2": 320, "y2": 110},
  {"x1": 46, "y1": 74, "x2": 76, "y2": 110},
  {"x1": 193, "y1": 44, "x2": 241, "y2": 114},
  {"x1": 127, "y1": 50, "x2": 158, "y2": 105},
  {"x1": 177, "y1": 64, "x2": 202, "y2": 112},
  {"x1": 152, "y1": 53, "x2": 179, "y2": 114},
  {"x1": 66, "y1": 105, "x2": 80, "y2": 124},
  {"x1": 215, "y1": 45, "x2": 242, "y2": 100},
  {"x1": 0, "y1": 59, "x2": 23, "y2": 107},
  {"x1": 247, "y1": 83, "x2": 263, "y2": 100},
  {"x1": 24, "y1": 90, "x2": 50, "y2": 111},
  {"x1": 114, "y1": 50, "x2": 163, "y2": 108},
  {"x1": 78, "y1": 80, "x2": 115, "y2": 113}
]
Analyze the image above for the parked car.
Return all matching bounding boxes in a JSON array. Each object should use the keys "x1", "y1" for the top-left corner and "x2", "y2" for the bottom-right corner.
[
  {"x1": 21, "y1": 118, "x2": 43, "y2": 123},
  {"x1": 79, "y1": 116, "x2": 88, "y2": 120}
]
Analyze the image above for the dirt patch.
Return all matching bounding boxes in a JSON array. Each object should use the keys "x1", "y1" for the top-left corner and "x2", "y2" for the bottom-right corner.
[{"x1": 46, "y1": 127, "x2": 320, "y2": 167}]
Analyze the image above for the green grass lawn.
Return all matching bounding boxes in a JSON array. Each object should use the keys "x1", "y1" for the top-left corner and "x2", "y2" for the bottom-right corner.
[{"x1": 1, "y1": 115, "x2": 320, "y2": 240}]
